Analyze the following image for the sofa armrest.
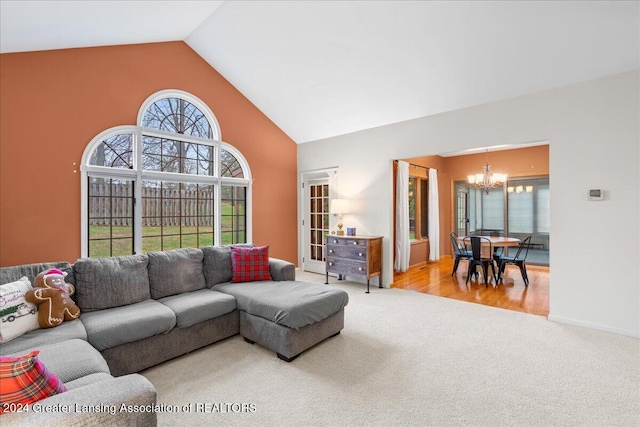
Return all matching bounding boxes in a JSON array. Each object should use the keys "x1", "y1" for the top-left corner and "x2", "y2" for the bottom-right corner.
[
  {"x1": 1, "y1": 374, "x2": 157, "y2": 427},
  {"x1": 269, "y1": 258, "x2": 295, "y2": 281}
]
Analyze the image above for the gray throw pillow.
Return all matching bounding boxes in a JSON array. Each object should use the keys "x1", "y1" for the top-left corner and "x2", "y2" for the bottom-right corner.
[
  {"x1": 73, "y1": 254, "x2": 150, "y2": 311},
  {"x1": 147, "y1": 248, "x2": 206, "y2": 299},
  {"x1": 201, "y1": 244, "x2": 254, "y2": 287}
]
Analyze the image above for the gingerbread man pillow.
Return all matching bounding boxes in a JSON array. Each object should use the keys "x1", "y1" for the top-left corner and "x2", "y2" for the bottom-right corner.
[{"x1": 25, "y1": 269, "x2": 80, "y2": 328}]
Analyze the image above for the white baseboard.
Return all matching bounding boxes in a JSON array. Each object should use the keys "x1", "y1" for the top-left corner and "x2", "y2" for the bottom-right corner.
[{"x1": 548, "y1": 315, "x2": 640, "y2": 339}]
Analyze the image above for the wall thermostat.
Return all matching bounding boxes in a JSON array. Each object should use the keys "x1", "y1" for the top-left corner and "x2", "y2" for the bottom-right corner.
[{"x1": 588, "y1": 189, "x2": 604, "y2": 201}]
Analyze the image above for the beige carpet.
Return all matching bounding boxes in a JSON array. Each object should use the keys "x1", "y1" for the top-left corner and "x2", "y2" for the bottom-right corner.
[{"x1": 142, "y1": 271, "x2": 640, "y2": 426}]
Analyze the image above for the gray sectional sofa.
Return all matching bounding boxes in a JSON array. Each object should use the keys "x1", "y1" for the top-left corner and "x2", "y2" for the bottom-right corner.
[{"x1": 0, "y1": 246, "x2": 348, "y2": 426}]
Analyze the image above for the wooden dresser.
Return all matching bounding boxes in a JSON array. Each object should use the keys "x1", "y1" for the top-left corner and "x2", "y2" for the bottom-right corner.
[{"x1": 325, "y1": 235, "x2": 383, "y2": 293}]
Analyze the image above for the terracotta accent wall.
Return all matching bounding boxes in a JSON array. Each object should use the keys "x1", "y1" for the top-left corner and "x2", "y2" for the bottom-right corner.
[
  {"x1": 445, "y1": 145, "x2": 550, "y2": 181},
  {"x1": 402, "y1": 145, "x2": 549, "y2": 264},
  {"x1": 0, "y1": 42, "x2": 298, "y2": 267}
]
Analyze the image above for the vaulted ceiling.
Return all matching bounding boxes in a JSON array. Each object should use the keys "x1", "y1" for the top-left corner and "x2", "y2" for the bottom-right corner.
[{"x1": 1, "y1": 1, "x2": 638, "y2": 144}]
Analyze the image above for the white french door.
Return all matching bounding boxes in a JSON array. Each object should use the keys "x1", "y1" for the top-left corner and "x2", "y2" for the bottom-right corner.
[{"x1": 301, "y1": 168, "x2": 337, "y2": 274}]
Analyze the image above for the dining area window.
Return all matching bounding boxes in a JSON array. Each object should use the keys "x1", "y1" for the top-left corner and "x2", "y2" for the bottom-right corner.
[
  {"x1": 454, "y1": 175, "x2": 549, "y2": 265},
  {"x1": 408, "y1": 174, "x2": 429, "y2": 241}
]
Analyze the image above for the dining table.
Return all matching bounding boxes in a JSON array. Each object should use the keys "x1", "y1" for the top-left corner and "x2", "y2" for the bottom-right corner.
[
  {"x1": 457, "y1": 235, "x2": 521, "y2": 282},
  {"x1": 458, "y1": 235, "x2": 521, "y2": 248}
]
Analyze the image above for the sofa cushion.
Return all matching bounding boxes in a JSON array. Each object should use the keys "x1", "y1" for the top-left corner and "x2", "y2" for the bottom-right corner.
[
  {"x1": 73, "y1": 254, "x2": 151, "y2": 311},
  {"x1": 268, "y1": 258, "x2": 296, "y2": 282},
  {"x1": 0, "y1": 350, "x2": 68, "y2": 413},
  {"x1": 212, "y1": 281, "x2": 349, "y2": 330},
  {"x1": 0, "y1": 262, "x2": 74, "y2": 286},
  {"x1": 0, "y1": 277, "x2": 39, "y2": 343},
  {"x1": 80, "y1": 300, "x2": 176, "y2": 351},
  {"x1": 64, "y1": 372, "x2": 113, "y2": 390},
  {"x1": 148, "y1": 248, "x2": 206, "y2": 299},
  {"x1": 158, "y1": 289, "x2": 237, "y2": 329},
  {"x1": 201, "y1": 244, "x2": 254, "y2": 287},
  {"x1": 0, "y1": 319, "x2": 87, "y2": 356},
  {"x1": 4, "y1": 339, "x2": 110, "y2": 384},
  {"x1": 230, "y1": 245, "x2": 272, "y2": 283}
]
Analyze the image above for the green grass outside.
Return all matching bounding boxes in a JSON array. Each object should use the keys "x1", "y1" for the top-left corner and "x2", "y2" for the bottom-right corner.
[
  {"x1": 89, "y1": 222, "x2": 245, "y2": 258},
  {"x1": 88, "y1": 202, "x2": 245, "y2": 257}
]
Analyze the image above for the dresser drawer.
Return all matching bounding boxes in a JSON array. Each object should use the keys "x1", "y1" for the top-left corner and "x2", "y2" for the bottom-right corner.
[
  {"x1": 326, "y1": 257, "x2": 368, "y2": 277},
  {"x1": 327, "y1": 237, "x2": 369, "y2": 247},
  {"x1": 326, "y1": 245, "x2": 368, "y2": 260}
]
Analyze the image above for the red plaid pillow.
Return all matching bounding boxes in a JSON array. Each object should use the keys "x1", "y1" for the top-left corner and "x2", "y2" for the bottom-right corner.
[
  {"x1": 0, "y1": 350, "x2": 67, "y2": 413},
  {"x1": 230, "y1": 245, "x2": 272, "y2": 283}
]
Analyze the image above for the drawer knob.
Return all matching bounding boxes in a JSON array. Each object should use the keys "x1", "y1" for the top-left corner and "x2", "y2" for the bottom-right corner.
[
  {"x1": 358, "y1": 267, "x2": 364, "y2": 271},
  {"x1": 358, "y1": 252, "x2": 363, "y2": 257},
  {"x1": 329, "y1": 262, "x2": 333, "y2": 266},
  {"x1": 333, "y1": 240, "x2": 337, "y2": 244},
  {"x1": 353, "y1": 242, "x2": 357, "y2": 245},
  {"x1": 329, "y1": 249, "x2": 333, "y2": 253}
]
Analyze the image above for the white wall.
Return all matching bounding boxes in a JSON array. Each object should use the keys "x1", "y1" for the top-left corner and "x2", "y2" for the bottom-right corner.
[{"x1": 298, "y1": 70, "x2": 640, "y2": 338}]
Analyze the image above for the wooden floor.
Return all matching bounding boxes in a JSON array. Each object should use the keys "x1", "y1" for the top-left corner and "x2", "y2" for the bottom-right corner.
[{"x1": 393, "y1": 257, "x2": 549, "y2": 317}]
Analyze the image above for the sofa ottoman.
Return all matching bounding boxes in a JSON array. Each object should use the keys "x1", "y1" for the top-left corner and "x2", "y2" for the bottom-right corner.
[{"x1": 213, "y1": 281, "x2": 349, "y2": 361}]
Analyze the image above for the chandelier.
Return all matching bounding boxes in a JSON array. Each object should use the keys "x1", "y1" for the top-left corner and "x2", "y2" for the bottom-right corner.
[{"x1": 467, "y1": 150, "x2": 507, "y2": 194}]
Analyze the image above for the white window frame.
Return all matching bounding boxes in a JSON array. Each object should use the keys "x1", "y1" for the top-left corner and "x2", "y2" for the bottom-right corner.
[{"x1": 80, "y1": 90, "x2": 252, "y2": 258}]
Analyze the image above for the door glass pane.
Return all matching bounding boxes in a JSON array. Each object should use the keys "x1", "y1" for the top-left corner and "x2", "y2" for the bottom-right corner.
[
  {"x1": 309, "y1": 183, "x2": 329, "y2": 261},
  {"x1": 454, "y1": 181, "x2": 468, "y2": 236}
]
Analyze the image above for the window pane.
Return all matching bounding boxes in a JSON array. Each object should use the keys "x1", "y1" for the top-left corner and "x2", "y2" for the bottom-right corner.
[
  {"x1": 87, "y1": 178, "x2": 134, "y2": 257},
  {"x1": 420, "y1": 179, "x2": 428, "y2": 238},
  {"x1": 89, "y1": 134, "x2": 133, "y2": 168},
  {"x1": 142, "y1": 136, "x2": 213, "y2": 175},
  {"x1": 89, "y1": 239, "x2": 110, "y2": 259},
  {"x1": 181, "y1": 234, "x2": 198, "y2": 248},
  {"x1": 111, "y1": 237, "x2": 133, "y2": 257},
  {"x1": 142, "y1": 181, "x2": 216, "y2": 252},
  {"x1": 142, "y1": 97, "x2": 213, "y2": 139},
  {"x1": 481, "y1": 188, "x2": 504, "y2": 232},
  {"x1": 466, "y1": 186, "x2": 504, "y2": 235},
  {"x1": 221, "y1": 185, "x2": 247, "y2": 244},
  {"x1": 505, "y1": 177, "x2": 550, "y2": 264},
  {"x1": 508, "y1": 188, "x2": 534, "y2": 233},
  {"x1": 198, "y1": 233, "x2": 214, "y2": 247},
  {"x1": 537, "y1": 185, "x2": 550, "y2": 233},
  {"x1": 142, "y1": 236, "x2": 162, "y2": 253},
  {"x1": 221, "y1": 149, "x2": 244, "y2": 178},
  {"x1": 408, "y1": 177, "x2": 416, "y2": 239}
]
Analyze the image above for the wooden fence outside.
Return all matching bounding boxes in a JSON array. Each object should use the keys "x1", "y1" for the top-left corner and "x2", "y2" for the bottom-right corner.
[{"x1": 89, "y1": 182, "x2": 215, "y2": 227}]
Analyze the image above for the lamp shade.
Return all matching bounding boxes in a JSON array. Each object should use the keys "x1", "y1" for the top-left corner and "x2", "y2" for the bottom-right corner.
[{"x1": 330, "y1": 199, "x2": 350, "y2": 214}]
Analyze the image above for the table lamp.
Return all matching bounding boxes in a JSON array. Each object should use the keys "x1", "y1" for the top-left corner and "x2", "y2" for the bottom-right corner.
[{"x1": 330, "y1": 199, "x2": 350, "y2": 236}]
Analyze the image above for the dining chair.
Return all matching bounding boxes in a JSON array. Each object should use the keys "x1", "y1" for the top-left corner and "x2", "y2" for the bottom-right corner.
[
  {"x1": 497, "y1": 235, "x2": 532, "y2": 286},
  {"x1": 463, "y1": 236, "x2": 498, "y2": 286},
  {"x1": 450, "y1": 232, "x2": 472, "y2": 276}
]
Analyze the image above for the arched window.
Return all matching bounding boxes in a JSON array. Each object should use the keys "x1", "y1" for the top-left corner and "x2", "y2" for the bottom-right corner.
[{"x1": 81, "y1": 90, "x2": 251, "y2": 258}]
